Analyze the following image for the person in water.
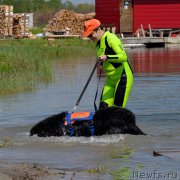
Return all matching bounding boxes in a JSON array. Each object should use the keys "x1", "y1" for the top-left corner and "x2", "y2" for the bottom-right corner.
[{"x1": 83, "y1": 19, "x2": 133, "y2": 109}]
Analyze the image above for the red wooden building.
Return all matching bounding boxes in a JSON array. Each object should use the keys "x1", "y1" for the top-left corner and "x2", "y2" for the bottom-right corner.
[{"x1": 96, "y1": 0, "x2": 180, "y2": 35}]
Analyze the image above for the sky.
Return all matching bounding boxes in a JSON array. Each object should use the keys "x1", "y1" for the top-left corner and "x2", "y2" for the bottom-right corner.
[{"x1": 62, "y1": 0, "x2": 95, "y2": 4}]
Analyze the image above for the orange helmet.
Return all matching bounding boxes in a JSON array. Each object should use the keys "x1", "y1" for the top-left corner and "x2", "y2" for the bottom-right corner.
[{"x1": 83, "y1": 19, "x2": 101, "y2": 37}]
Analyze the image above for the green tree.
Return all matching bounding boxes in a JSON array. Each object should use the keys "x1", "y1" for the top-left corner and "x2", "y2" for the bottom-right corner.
[
  {"x1": 64, "y1": 0, "x2": 73, "y2": 10},
  {"x1": 0, "y1": 0, "x2": 95, "y2": 27},
  {"x1": 76, "y1": 3, "x2": 94, "y2": 13},
  {"x1": 47, "y1": 0, "x2": 62, "y2": 10},
  {"x1": 31, "y1": 0, "x2": 44, "y2": 12}
]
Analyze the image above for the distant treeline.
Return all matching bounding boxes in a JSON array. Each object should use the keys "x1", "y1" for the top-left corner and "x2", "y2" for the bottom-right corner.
[
  {"x1": 0, "y1": 0, "x2": 95, "y2": 26},
  {"x1": 0, "y1": 0, "x2": 95, "y2": 13}
]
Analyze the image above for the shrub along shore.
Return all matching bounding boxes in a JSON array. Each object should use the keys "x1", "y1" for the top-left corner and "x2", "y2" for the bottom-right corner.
[{"x1": 0, "y1": 38, "x2": 95, "y2": 96}]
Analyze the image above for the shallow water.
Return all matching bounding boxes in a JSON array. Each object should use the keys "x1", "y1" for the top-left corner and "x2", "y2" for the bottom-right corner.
[{"x1": 0, "y1": 45, "x2": 180, "y2": 179}]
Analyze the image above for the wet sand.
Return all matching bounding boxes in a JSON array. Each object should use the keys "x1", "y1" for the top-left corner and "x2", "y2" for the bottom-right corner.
[{"x1": 0, "y1": 160, "x2": 82, "y2": 180}]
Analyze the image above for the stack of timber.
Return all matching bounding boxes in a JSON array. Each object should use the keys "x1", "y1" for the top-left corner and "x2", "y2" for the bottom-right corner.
[
  {"x1": 0, "y1": 5, "x2": 30, "y2": 38},
  {"x1": 13, "y1": 13, "x2": 30, "y2": 38},
  {"x1": 0, "y1": 5, "x2": 13, "y2": 37},
  {"x1": 44, "y1": 10, "x2": 95, "y2": 37}
]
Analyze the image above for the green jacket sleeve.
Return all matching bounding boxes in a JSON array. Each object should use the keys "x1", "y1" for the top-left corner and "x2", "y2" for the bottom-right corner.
[{"x1": 106, "y1": 33, "x2": 127, "y2": 63}]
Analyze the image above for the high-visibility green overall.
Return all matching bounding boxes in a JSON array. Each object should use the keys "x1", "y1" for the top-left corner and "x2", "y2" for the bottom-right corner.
[{"x1": 96, "y1": 31, "x2": 133, "y2": 108}]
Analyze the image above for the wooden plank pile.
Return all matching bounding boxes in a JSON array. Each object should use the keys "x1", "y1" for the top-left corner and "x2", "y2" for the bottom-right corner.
[
  {"x1": 44, "y1": 10, "x2": 95, "y2": 36},
  {"x1": 0, "y1": 5, "x2": 30, "y2": 38},
  {"x1": 13, "y1": 13, "x2": 30, "y2": 38},
  {"x1": 0, "y1": 5, "x2": 13, "y2": 37}
]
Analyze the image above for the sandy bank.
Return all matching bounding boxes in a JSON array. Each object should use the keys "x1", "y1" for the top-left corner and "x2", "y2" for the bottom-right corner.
[{"x1": 0, "y1": 160, "x2": 80, "y2": 180}]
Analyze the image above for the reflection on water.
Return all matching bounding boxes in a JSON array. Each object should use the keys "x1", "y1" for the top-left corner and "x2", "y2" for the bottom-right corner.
[
  {"x1": 0, "y1": 45, "x2": 180, "y2": 179},
  {"x1": 128, "y1": 45, "x2": 180, "y2": 74}
]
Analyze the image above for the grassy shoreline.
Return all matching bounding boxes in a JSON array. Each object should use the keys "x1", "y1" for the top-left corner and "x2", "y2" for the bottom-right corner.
[{"x1": 0, "y1": 38, "x2": 95, "y2": 96}]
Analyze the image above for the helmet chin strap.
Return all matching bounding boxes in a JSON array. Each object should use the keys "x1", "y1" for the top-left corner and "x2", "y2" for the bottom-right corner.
[{"x1": 96, "y1": 29, "x2": 105, "y2": 41}]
